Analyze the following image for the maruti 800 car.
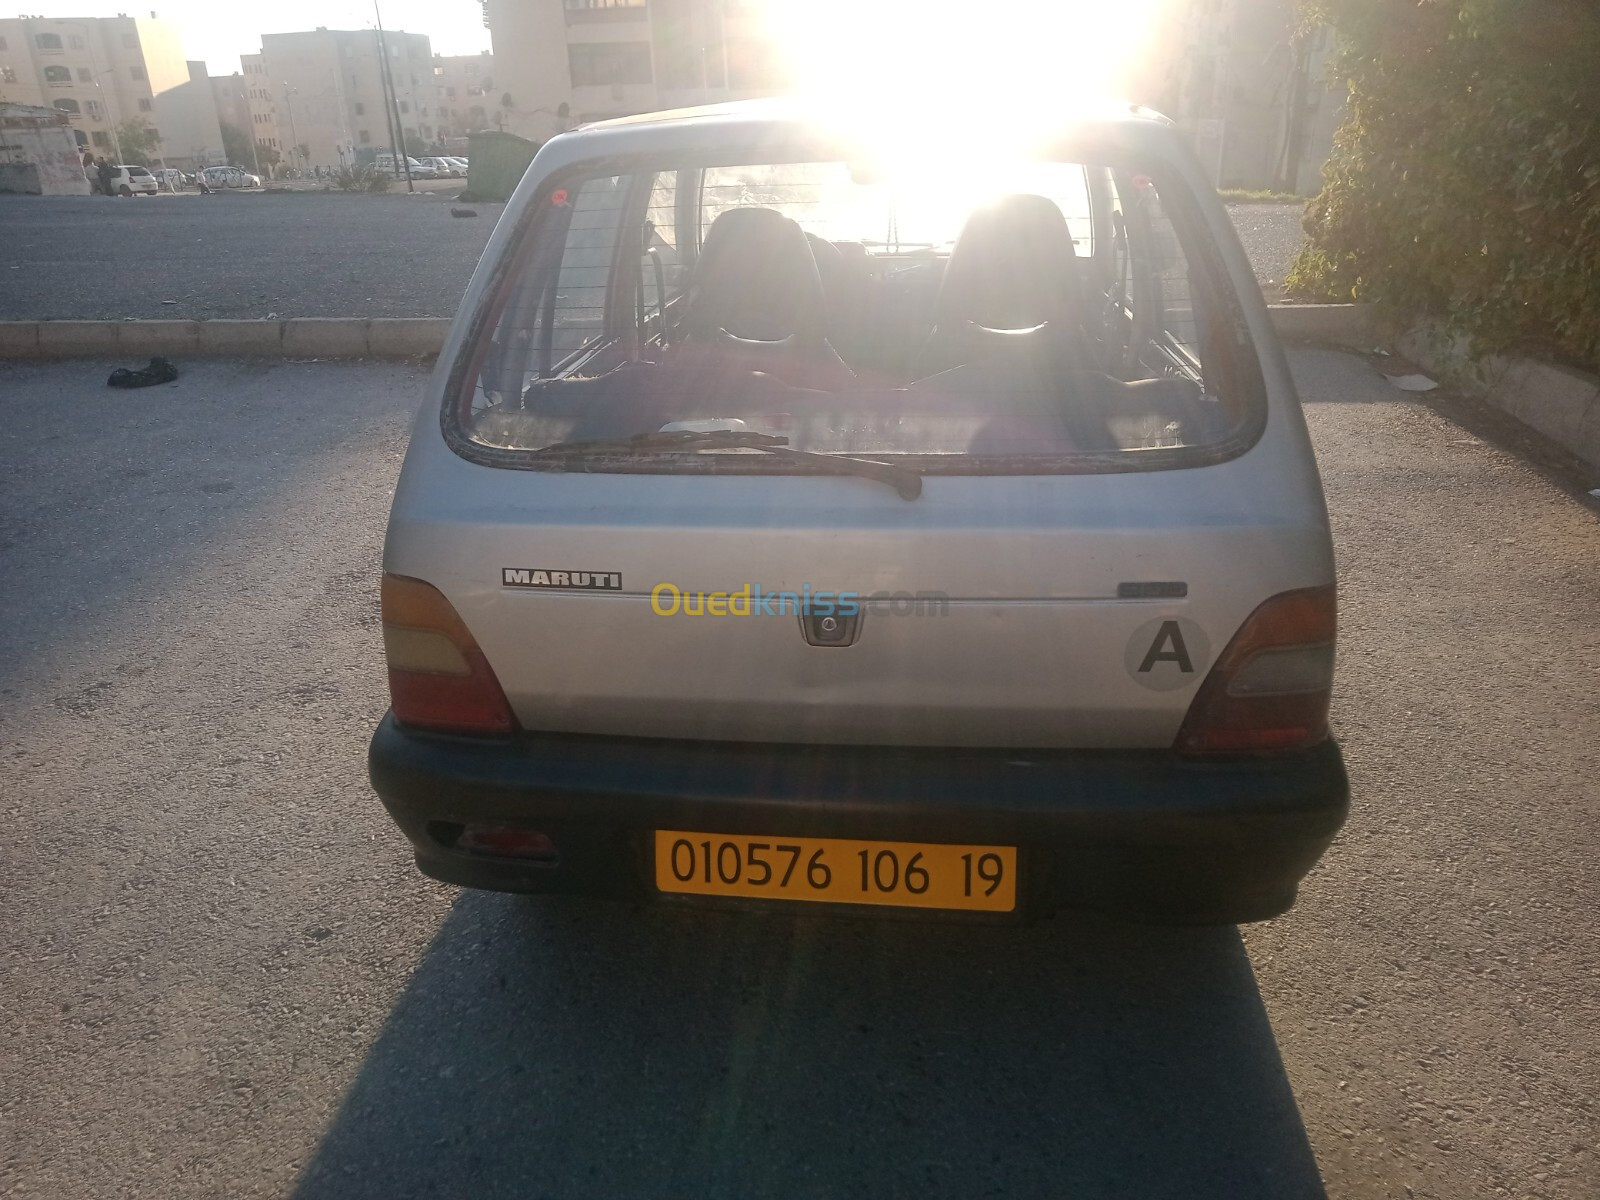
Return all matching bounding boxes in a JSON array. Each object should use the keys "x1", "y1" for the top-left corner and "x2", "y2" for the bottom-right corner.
[{"x1": 368, "y1": 99, "x2": 1349, "y2": 923}]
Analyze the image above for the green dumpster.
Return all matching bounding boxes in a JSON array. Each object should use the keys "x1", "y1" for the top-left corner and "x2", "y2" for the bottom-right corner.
[{"x1": 466, "y1": 131, "x2": 540, "y2": 203}]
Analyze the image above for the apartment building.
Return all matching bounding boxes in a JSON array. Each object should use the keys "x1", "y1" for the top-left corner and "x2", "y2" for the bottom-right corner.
[
  {"x1": 258, "y1": 27, "x2": 437, "y2": 171},
  {"x1": 482, "y1": 0, "x2": 780, "y2": 142},
  {"x1": 483, "y1": 0, "x2": 1343, "y2": 191},
  {"x1": 1151, "y1": 0, "x2": 1344, "y2": 193},
  {"x1": 431, "y1": 51, "x2": 503, "y2": 140},
  {"x1": 0, "y1": 14, "x2": 223, "y2": 169},
  {"x1": 240, "y1": 54, "x2": 283, "y2": 170}
]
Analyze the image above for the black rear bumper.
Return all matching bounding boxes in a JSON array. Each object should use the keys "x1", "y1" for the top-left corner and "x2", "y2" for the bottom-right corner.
[{"x1": 368, "y1": 714, "x2": 1349, "y2": 924}]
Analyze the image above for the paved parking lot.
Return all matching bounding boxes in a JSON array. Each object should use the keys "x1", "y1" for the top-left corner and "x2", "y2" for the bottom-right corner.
[{"x1": 1, "y1": 349, "x2": 1595, "y2": 1199}]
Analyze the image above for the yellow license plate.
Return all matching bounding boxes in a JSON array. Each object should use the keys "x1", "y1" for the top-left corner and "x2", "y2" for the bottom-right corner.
[{"x1": 654, "y1": 831, "x2": 1017, "y2": 913}]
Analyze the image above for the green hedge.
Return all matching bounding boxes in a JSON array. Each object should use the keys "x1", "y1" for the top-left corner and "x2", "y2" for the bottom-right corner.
[{"x1": 1286, "y1": 0, "x2": 1600, "y2": 366}]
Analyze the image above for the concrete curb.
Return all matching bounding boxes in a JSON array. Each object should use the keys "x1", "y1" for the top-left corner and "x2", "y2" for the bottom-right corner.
[
  {"x1": 0, "y1": 318, "x2": 450, "y2": 361},
  {"x1": 1267, "y1": 303, "x2": 1375, "y2": 348},
  {"x1": 4, "y1": 306, "x2": 1366, "y2": 362},
  {"x1": 1398, "y1": 325, "x2": 1600, "y2": 472}
]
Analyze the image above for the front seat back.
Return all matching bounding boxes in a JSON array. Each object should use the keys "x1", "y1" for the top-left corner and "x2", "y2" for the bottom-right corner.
[
  {"x1": 920, "y1": 193, "x2": 1089, "y2": 377},
  {"x1": 673, "y1": 206, "x2": 853, "y2": 390}
]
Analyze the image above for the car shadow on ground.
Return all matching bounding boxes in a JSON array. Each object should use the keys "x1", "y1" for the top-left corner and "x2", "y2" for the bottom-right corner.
[{"x1": 294, "y1": 894, "x2": 1324, "y2": 1199}]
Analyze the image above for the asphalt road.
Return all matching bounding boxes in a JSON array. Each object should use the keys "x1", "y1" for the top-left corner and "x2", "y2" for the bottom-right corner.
[
  {"x1": 2, "y1": 349, "x2": 1596, "y2": 1199},
  {"x1": 0, "y1": 193, "x2": 1304, "y2": 321},
  {"x1": 0, "y1": 189, "x2": 502, "y2": 322}
]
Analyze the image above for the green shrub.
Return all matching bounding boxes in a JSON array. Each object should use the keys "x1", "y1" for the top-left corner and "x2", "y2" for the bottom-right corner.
[
  {"x1": 1289, "y1": 0, "x2": 1600, "y2": 366},
  {"x1": 330, "y1": 163, "x2": 392, "y2": 194}
]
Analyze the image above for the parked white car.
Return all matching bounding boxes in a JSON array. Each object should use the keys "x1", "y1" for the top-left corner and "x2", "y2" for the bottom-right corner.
[
  {"x1": 369, "y1": 99, "x2": 1349, "y2": 924},
  {"x1": 107, "y1": 165, "x2": 158, "y2": 196},
  {"x1": 200, "y1": 165, "x2": 261, "y2": 189},
  {"x1": 374, "y1": 153, "x2": 432, "y2": 177},
  {"x1": 421, "y1": 157, "x2": 463, "y2": 178}
]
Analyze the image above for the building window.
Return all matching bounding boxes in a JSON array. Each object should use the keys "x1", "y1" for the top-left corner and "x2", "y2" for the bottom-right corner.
[
  {"x1": 86, "y1": 100, "x2": 104, "y2": 119},
  {"x1": 138, "y1": 98, "x2": 153, "y2": 112},
  {"x1": 0, "y1": 67, "x2": 15, "y2": 84},
  {"x1": 355, "y1": 102, "x2": 365, "y2": 115},
  {"x1": 0, "y1": 37, "x2": 7, "y2": 50},
  {"x1": 69, "y1": 35, "x2": 85, "y2": 50},
  {"x1": 358, "y1": 129, "x2": 370, "y2": 144},
  {"x1": 399, "y1": 100, "x2": 409, "y2": 113},
  {"x1": 34, "y1": 33, "x2": 63, "y2": 51},
  {"x1": 43, "y1": 65, "x2": 72, "y2": 84},
  {"x1": 53, "y1": 98, "x2": 81, "y2": 114},
  {"x1": 123, "y1": 33, "x2": 139, "y2": 49},
  {"x1": 76, "y1": 67, "x2": 92, "y2": 81},
  {"x1": 567, "y1": 42, "x2": 652, "y2": 87},
  {"x1": 91, "y1": 130, "x2": 110, "y2": 147},
  {"x1": 130, "y1": 66, "x2": 147, "y2": 82},
  {"x1": 446, "y1": 86, "x2": 456, "y2": 99}
]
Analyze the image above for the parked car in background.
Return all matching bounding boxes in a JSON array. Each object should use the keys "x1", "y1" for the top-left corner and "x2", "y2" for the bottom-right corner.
[
  {"x1": 201, "y1": 165, "x2": 262, "y2": 189},
  {"x1": 445, "y1": 157, "x2": 469, "y2": 174},
  {"x1": 421, "y1": 157, "x2": 463, "y2": 178},
  {"x1": 153, "y1": 167, "x2": 186, "y2": 190},
  {"x1": 107, "y1": 165, "x2": 158, "y2": 196},
  {"x1": 374, "y1": 152, "x2": 433, "y2": 178}
]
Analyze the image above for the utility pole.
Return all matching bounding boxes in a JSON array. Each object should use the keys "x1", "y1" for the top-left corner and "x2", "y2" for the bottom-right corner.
[
  {"x1": 374, "y1": 2, "x2": 415, "y2": 192},
  {"x1": 282, "y1": 82, "x2": 301, "y2": 172}
]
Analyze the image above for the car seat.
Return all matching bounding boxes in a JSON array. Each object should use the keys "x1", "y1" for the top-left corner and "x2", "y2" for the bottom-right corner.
[
  {"x1": 670, "y1": 206, "x2": 855, "y2": 391},
  {"x1": 918, "y1": 193, "x2": 1090, "y2": 378}
]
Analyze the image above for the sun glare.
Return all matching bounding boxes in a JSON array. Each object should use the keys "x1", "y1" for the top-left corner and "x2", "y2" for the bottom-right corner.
[{"x1": 754, "y1": 0, "x2": 1167, "y2": 159}]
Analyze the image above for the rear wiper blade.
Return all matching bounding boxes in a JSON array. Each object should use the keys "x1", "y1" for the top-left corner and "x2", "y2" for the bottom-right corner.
[{"x1": 531, "y1": 429, "x2": 924, "y2": 500}]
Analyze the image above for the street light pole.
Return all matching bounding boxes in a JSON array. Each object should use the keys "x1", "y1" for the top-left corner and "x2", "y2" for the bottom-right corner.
[
  {"x1": 282, "y1": 82, "x2": 301, "y2": 172},
  {"x1": 373, "y1": 1, "x2": 415, "y2": 192}
]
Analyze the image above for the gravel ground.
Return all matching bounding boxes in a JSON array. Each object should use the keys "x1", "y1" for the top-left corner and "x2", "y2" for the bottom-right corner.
[
  {"x1": 1, "y1": 349, "x2": 1596, "y2": 1198},
  {"x1": 0, "y1": 192, "x2": 1308, "y2": 322},
  {"x1": 1228, "y1": 201, "x2": 1309, "y2": 301}
]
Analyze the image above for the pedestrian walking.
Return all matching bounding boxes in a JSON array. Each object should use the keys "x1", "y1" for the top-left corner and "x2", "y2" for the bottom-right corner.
[{"x1": 96, "y1": 157, "x2": 114, "y2": 197}]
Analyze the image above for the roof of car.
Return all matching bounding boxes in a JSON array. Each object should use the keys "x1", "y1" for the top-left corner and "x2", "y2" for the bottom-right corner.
[
  {"x1": 531, "y1": 96, "x2": 1177, "y2": 176},
  {"x1": 577, "y1": 95, "x2": 1172, "y2": 135}
]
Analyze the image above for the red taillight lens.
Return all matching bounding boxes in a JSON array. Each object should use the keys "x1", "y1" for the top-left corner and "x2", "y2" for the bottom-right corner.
[
  {"x1": 1175, "y1": 585, "x2": 1337, "y2": 754},
  {"x1": 381, "y1": 573, "x2": 517, "y2": 734}
]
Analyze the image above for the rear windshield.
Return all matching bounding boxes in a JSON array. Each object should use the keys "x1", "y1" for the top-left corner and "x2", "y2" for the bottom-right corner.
[
  {"x1": 447, "y1": 148, "x2": 1265, "y2": 476},
  {"x1": 128, "y1": 167, "x2": 152, "y2": 177}
]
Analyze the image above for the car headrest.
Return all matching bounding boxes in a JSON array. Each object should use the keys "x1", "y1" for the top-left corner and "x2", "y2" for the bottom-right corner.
[
  {"x1": 682, "y1": 207, "x2": 829, "y2": 345},
  {"x1": 934, "y1": 193, "x2": 1084, "y2": 332}
]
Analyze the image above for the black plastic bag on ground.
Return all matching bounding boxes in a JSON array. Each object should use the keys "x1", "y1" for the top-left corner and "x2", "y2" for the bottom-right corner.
[{"x1": 107, "y1": 357, "x2": 179, "y2": 388}]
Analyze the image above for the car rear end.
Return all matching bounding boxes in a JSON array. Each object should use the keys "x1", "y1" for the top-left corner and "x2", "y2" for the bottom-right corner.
[{"x1": 369, "y1": 103, "x2": 1348, "y2": 924}]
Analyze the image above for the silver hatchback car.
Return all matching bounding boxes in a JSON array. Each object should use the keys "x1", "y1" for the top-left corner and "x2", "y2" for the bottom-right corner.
[{"x1": 369, "y1": 99, "x2": 1348, "y2": 923}]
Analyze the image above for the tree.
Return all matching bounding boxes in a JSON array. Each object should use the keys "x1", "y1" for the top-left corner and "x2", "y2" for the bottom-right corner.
[
  {"x1": 220, "y1": 122, "x2": 254, "y2": 169},
  {"x1": 403, "y1": 130, "x2": 427, "y2": 157},
  {"x1": 1287, "y1": 0, "x2": 1600, "y2": 365},
  {"x1": 114, "y1": 116, "x2": 161, "y2": 165}
]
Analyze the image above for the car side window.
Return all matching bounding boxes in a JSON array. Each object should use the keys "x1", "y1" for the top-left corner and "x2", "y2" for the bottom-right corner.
[{"x1": 475, "y1": 175, "x2": 628, "y2": 409}]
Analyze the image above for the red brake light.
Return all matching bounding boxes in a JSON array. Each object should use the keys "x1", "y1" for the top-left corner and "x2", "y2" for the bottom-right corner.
[
  {"x1": 1176, "y1": 585, "x2": 1337, "y2": 754},
  {"x1": 381, "y1": 573, "x2": 518, "y2": 734}
]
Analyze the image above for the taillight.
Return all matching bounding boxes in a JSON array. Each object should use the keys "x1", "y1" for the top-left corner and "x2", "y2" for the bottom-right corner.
[
  {"x1": 381, "y1": 573, "x2": 517, "y2": 734},
  {"x1": 1175, "y1": 585, "x2": 1336, "y2": 754}
]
